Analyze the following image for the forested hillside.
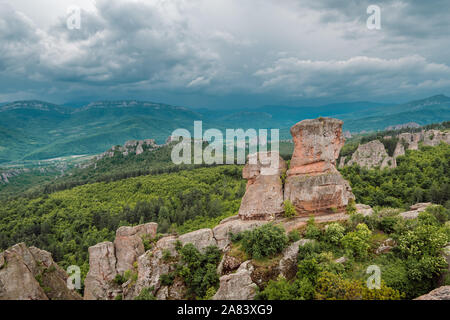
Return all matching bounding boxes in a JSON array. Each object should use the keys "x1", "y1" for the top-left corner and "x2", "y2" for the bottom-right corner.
[{"x1": 0, "y1": 166, "x2": 245, "y2": 279}]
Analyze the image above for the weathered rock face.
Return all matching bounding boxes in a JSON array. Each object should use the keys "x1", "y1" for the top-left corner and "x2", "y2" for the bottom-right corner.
[
  {"x1": 355, "y1": 204, "x2": 374, "y2": 217},
  {"x1": 400, "y1": 202, "x2": 432, "y2": 220},
  {"x1": 238, "y1": 152, "x2": 286, "y2": 221},
  {"x1": 114, "y1": 223, "x2": 158, "y2": 274},
  {"x1": 347, "y1": 140, "x2": 395, "y2": 169},
  {"x1": 284, "y1": 118, "x2": 355, "y2": 215},
  {"x1": 0, "y1": 243, "x2": 81, "y2": 300},
  {"x1": 288, "y1": 118, "x2": 345, "y2": 176},
  {"x1": 84, "y1": 242, "x2": 120, "y2": 300},
  {"x1": 84, "y1": 223, "x2": 157, "y2": 300},
  {"x1": 212, "y1": 217, "x2": 266, "y2": 251},
  {"x1": 179, "y1": 228, "x2": 217, "y2": 252},
  {"x1": 423, "y1": 129, "x2": 450, "y2": 146},
  {"x1": 212, "y1": 261, "x2": 258, "y2": 300},
  {"x1": 279, "y1": 239, "x2": 313, "y2": 279},
  {"x1": 398, "y1": 132, "x2": 423, "y2": 150},
  {"x1": 415, "y1": 286, "x2": 450, "y2": 300}
]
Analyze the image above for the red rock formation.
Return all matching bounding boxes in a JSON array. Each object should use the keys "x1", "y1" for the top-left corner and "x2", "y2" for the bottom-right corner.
[{"x1": 284, "y1": 118, "x2": 355, "y2": 215}]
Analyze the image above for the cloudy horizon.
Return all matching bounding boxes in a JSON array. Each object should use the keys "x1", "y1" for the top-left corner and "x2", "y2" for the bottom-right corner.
[{"x1": 1, "y1": 0, "x2": 449, "y2": 108}]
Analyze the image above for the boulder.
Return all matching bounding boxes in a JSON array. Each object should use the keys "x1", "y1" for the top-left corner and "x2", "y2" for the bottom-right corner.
[
  {"x1": 355, "y1": 204, "x2": 374, "y2": 217},
  {"x1": 212, "y1": 219, "x2": 266, "y2": 251},
  {"x1": 238, "y1": 152, "x2": 287, "y2": 221},
  {"x1": 212, "y1": 261, "x2": 258, "y2": 300},
  {"x1": 284, "y1": 118, "x2": 355, "y2": 215},
  {"x1": 179, "y1": 228, "x2": 217, "y2": 252},
  {"x1": 400, "y1": 203, "x2": 432, "y2": 220},
  {"x1": 0, "y1": 243, "x2": 81, "y2": 300},
  {"x1": 84, "y1": 242, "x2": 119, "y2": 300},
  {"x1": 415, "y1": 286, "x2": 450, "y2": 300}
]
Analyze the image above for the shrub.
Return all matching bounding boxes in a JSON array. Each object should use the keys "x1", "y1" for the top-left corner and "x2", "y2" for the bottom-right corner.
[
  {"x1": 346, "y1": 199, "x2": 357, "y2": 214},
  {"x1": 160, "y1": 273, "x2": 175, "y2": 286},
  {"x1": 341, "y1": 223, "x2": 372, "y2": 258},
  {"x1": 315, "y1": 271, "x2": 403, "y2": 300},
  {"x1": 288, "y1": 230, "x2": 301, "y2": 242},
  {"x1": 324, "y1": 223, "x2": 345, "y2": 245},
  {"x1": 305, "y1": 217, "x2": 321, "y2": 240},
  {"x1": 283, "y1": 200, "x2": 296, "y2": 218},
  {"x1": 397, "y1": 224, "x2": 448, "y2": 258},
  {"x1": 379, "y1": 215, "x2": 402, "y2": 233},
  {"x1": 425, "y1": 205, "x2": 449, "y2": 224},
  {"x1": 240, "y1": 224, "x2": 288, "y2": 259},
  {"x1": 134, "y1": 287, "x2": 156, "y2": 300},
  {"x1": 177, "y1": 244, "x2": 221, "y2": 298}
]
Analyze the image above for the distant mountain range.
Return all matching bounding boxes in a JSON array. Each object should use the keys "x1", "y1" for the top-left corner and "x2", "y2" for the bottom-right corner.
[{"x1": 0, "y1": 95, "x2": 449, "y2": 163}]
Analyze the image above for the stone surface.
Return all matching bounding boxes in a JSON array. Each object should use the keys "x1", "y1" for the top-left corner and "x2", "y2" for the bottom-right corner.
[
  {"x1": 334, "y1": 256, "x2": 348, "y2": 264},
  {"x1": 179, "y1": 228, "x2": 217, "y2": 252},
  {"x1": 212, "y1": 219, "x2": 266, "y2": 251},
  {"x1": 285, "y1": 118, "x2": 355, "y2": 215},
  {"x1": 279, "y1": 239, "x2": 313, "y2": 279},
  {"x1": 221, "y1": 255, "x2": 242, "y2": 275},
  {"x1": 355, "y1": 204, "x2": 374, "y2": 217},
  {"x1": 347, "y1": 140, "x2": 395, "y2": 169},
  {"x1": 114, "y1": 222, "x2": 158, "y2": 274},
  {"x1": 238, "y1": 152, "x2": 286, "y2": 221},
  {"x1": 285, "y1": 172, "x2": 354, "y2": 215},
  {"x1": 212, "y1": 261, "x2": 258, "y2": 300},
  {"x1": 0, "y1": 243, "x2": 81, "y2": 300},
  {"x1": 415, "y1": 286, "x2": 450, "y2": 300},
  {"x1": 84, "y1": 241, "x2": 119, "y2": 300},
  {"x1": 400, "y1": 203, "x2": 433, "y2": 220},
  {"x1": 288, "y1": 118, "x2": 345, "y2": 176}
]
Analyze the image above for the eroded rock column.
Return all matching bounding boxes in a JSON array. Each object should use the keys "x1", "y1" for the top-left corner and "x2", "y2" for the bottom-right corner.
[{"x1": 284, "y1": 118, "x2": 355, "y2": 215}]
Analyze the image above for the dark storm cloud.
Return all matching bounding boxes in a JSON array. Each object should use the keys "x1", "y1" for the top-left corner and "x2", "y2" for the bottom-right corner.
[{"x1": 0, "y1": 0, "x2": 449, "y2": 106}]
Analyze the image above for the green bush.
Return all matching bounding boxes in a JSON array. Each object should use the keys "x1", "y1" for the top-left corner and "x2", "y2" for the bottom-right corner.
[
  {"x1": 305, "y1": 217, "x2": 321, "y2": 240},
  {"x1": 177, "y1": 244, "x2": 221, "y2": 299},
  {"x1": 324, "y1": 223, "x2": 345, "y2": 245},
  {"x1": 341, "y1": 223, "x2": 372, "y2": 258},
  {"x1": 240, "y1": 224, "x2": 288, "y2": 259},
  {"x1": 283, "y1": 200, "x2": 296, "y2": 218},
  {"x1": 134, "y1": 287, "x2": 156, "y2": 300},
  {"x1": 397, "y1": 224, "x2": 448, "y2": 258},
  {"x1": 288, "y1": 230, "x2": 301, "y2": 242}
]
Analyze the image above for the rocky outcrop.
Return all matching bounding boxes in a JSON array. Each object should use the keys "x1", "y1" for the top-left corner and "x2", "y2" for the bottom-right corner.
[
  {"x1": 355, "y1": 204, "x2": 374, "y2": 216},
  {"x1": 0, "y1": 243, "x2": 81, "y2": 300},
  {"x1": 212, "y1": 217, "x2": 266, "y2": 251},
  {"x1": 423, "y1": 129, "x2": 450, "y2": 146},
  {"x1": 399, "y1": 202, "x2": 432, "y2": 220},
  {"x1": 179, "y1": 228, "x2": 217, "y2": 252},
  {"x1": 284, "y1": 118, "x2": 355, "y2": 215},
  {"x1": 347, "y1": 140, "x2": 395, "y2": 169},
  {"x1": 84, "y1": 223, "x2": 157, "y2": 300},
  {"x1": 415, "y1": 286, "x2": 450, "y2": 300},
  {"x1": 212, "y1": 261, "x2": 258, "y2": 300},
  {"x1": 83, "y1": 242, "x2": 120, "y2": 300},
  {"x1": 114, "y1": 223, "x2": 157, "y2": 274},
  {"x1": 385, "y1": 122, "x2": 420, "y2": 131},
  {"x1": 238, "y1": 152, "x2": 286, "y2": 221},
  {"x1": 279, "y1": 239, "x2": 313, "y2": 279}
]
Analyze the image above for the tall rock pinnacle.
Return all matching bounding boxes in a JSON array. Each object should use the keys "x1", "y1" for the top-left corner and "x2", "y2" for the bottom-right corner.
[{"x1": 284, "y1": 118, "x2": 355, "y2": 215}]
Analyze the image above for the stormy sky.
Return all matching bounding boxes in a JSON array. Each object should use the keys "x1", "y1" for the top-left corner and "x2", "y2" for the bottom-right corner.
[{"x1": 0, "y1": 0, "x2": 449, "y2": 108}]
